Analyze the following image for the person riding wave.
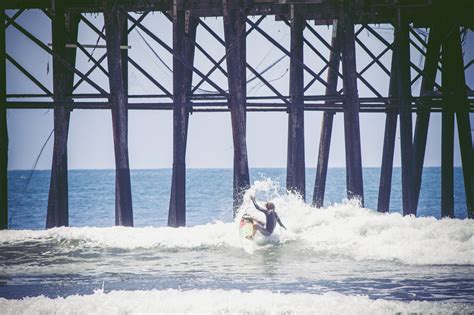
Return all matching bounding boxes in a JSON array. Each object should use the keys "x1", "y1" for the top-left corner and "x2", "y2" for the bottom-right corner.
[{"x1": 247, "y1": 195, "x2": 287, "y2": 236}]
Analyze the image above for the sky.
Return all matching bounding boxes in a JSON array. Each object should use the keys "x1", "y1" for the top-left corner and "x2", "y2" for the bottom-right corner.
[{"x1": 4, "y1": 9, "x2": 474, "y2": 170}]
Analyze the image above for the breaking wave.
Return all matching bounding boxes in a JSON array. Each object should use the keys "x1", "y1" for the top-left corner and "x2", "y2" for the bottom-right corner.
[{"x1": 1, "y1": 179, "x2": 473, "y2": 265}]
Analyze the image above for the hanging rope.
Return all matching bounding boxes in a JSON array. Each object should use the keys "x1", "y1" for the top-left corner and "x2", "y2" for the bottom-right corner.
[{"x1": 16, "y1": 129, "x2": 54, "y2": 207}]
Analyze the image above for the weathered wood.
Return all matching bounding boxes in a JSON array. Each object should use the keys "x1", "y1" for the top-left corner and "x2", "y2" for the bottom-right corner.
[
  {"x1": 441, "y1": 97, "x2": 454, "y2": 218},
  {"x1": 168, "y1": 7, "x2": 197, "y2": 227},
  {"x1": 286, "y1": 5, "x2": 305, "y2": 200},
  {"x1": 46, "y1": 5, "x2": 79, "y2": 228},
  {"x1": 223, "y1": 0, "x2": 250, "y2": 214},
  {"x1": 104, "y1": 1, "x2": 133, "y2": 226},
  {"x1": 168, "y1": 7, "x2": 185, "y2": 227},
  {"x1": 442, "y1": 23, "x2": 474, "y2": 218},
  {"x1": 377, "y1": 41, "x2": 398, "y2": 213},
  {"x1": 395, "y1": 8, "x2": 415, "y2": 216},
  {"x1": 313, "y1": 20, "x2": 341, "y2": 208},
  {"x1": 412, "y1": 24, "x2": 442, "y2": 211},
  {"x1": 0, "y1": 10, "x2": 8, "y2": 230},
  {"x1": 340, "y1": 0, "x2": 364, "y2": 204}
]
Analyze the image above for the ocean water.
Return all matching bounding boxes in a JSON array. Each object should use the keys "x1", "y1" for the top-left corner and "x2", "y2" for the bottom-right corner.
[{"x1": 1, "y1": 168, "x2": 473, "y2": 313}]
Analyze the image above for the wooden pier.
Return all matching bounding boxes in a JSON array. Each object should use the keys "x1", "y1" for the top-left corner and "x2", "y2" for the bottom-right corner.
[{"x1": 0, "y1": 0, "x2": 473, "y2": 229}]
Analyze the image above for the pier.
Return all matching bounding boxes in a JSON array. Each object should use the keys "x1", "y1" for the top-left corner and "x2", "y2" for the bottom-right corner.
[{"x1": 0, "y1": 0, "x2": 473, "y2": 229}]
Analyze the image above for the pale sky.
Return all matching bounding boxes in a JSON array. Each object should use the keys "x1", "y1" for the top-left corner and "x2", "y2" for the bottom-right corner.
[{"x1": 5, "y1": 10, "x2": 473, "y2": 170}]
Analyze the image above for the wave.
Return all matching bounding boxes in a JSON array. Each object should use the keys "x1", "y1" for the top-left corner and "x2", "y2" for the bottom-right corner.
[
  {"x1": 1, "y1": 289, "x2": 471, "y2": 314},
  {"x1": 1, "y1": 179, "x2": 473, "y2": 265}
]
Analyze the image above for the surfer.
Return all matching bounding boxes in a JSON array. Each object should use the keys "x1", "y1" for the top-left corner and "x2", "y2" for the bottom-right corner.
[{"x1": 249, "y1": 195, "x2": 287, "y2": 236}]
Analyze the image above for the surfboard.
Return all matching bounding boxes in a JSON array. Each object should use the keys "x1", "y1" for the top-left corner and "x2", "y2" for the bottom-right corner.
[{"x1": 239, "y1": 215, "x2": 257, "y2": 254}]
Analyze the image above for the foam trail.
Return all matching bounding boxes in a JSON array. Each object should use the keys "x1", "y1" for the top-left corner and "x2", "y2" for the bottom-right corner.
[{"x1": 1, "y1": 289, "x2": 471, "y2": 314}]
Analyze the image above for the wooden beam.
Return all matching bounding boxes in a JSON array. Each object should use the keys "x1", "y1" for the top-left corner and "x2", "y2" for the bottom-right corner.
[
  {"x1": 313, "y1": 20, "x2": 341, "y2": 208},
  {"x1": 168, "y1": 7, "x2": 197, "y2": 227},
  {"x1": 46, "y1": 6, "x2": 79, "y2": 228},
  {"x1": 395, "y1": 8, "x2": 415, "y2": 216},
  {"x1": 0, "y1": 9, "x2": 8, "y2": 230},
  {"x1": 104, "y1": 1, "x2": 134, "y2": 226},
  {"x1": 286, "y1": 5, "x2": 305, "y2": 200},
  {"x1": 441, "y1": 92, "x2": 454, "y2": 218},
  {"x1": 223, "y1": 0, "x2": 250, "y2": 214},
  {"x1": 340, "y1": 0, "x2": 363, "y2": 204},
  {"x1": 377, "y1": 39, "x2": 398, "y2": 213},
  {"x1": 168, "y1": 11, "x2": 198, "y2": 227},
  {"x1": 412, "y1": 24, "x2": 441, "y2": 211},
  {"x1": 442, "y1": 22, "x2": 474, "y2": 218}
]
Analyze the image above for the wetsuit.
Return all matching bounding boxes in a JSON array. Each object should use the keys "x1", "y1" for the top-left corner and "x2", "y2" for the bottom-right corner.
[{"x1": 251, "y1": 199, "x2": 286, "y2": 236}]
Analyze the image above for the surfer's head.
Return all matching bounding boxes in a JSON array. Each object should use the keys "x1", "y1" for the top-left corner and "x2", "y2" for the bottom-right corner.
[{"x1": 265, "y1": 202, "x2": 275, "y2": 211}]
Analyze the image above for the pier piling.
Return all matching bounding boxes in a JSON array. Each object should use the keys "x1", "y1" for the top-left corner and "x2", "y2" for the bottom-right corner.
[
  {"x1": 395, "y1": 8, "x2": 415, "y2": 216},
  {"x1": 168, "y1": 4, "x2": 197, "y2": 227},
  {"x1": 104, "y1": 1, "x2": 134, "y2": 226},
  {"x1": 46, "y1": 5, "x2": 79, "y2": 228},
  {"x1": 168, "y1": 4, "x2": 186, "y2": 227},
  {"x1": 377, "y1": 43, "x2": 398, "y2": 213},
  {"x1": 313, "y1": 20, "x2": 341, "y2": 208},
  {"x1": 286, "y1": 6, "x2": 305, "y2": 200},
  {"x1": 340, "y1": 0, "x2": 364, "y2": 205},
  {"x1": 223, "y1": 0, "x2": 250, "y2": 215},
  {"x1": 413, "y1": 24, "x2": 442, "y2": 211}
]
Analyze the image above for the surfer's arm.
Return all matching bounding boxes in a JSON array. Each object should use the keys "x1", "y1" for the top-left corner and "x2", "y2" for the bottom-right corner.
[
  {"x1": 276, "y1": 215, "x2": 287, "y2": 230},
  {"x1": 250, "y1": 196, "x2": 267, "y2": 213}
]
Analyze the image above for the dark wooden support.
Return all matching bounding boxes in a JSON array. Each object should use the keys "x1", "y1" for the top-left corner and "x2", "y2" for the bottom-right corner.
[
  {"x1": 168, "y1": 6, "x2": 198, "y2": 227},
  {"x1": 442, "y1": 23, "x2": 474, "y2": 218},
  {"x1": 223, "y1": 0, "x2": 250, "y2": 215},
  {"x1": 340, "y1": 0, "x2": 364, "y2": 204},
  {"x1": 412, "y1": 25, "x2": 442, "y2": 210},
  {"x1": 168, "y1": 5, "x2": 186, "y2": 227},
  {"x1": 313, "y1": 20, "x2": 341, "y2": 208},
  {"x1": 182, "y1": 12, "x2": 198, "y2": 148},
  {"x1": 377, "y1": 42, "x2": 398, "y2": 213},
  {"x1": 286, "y1": 6, "x2": 305, "y2": 199},
  {"x1": 104, "y1": 1, "x2": 133, "y2": 226},
  {"x1": 0, "y1": 10, "x2": 8, "y2": 230},
  {"x1": 441, "y1": 93, "x2": 454, "y2": 218},
  {"x1": 395, "y1": 8, "x2": 415, "y2": 216},
  {"x1": 46, "y1": 5, "x2": 79, "y2": 228}
]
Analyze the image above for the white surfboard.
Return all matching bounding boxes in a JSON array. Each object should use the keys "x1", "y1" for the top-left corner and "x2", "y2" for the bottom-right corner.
[{"x1": 239, "y1": 215, "x2": 257, "y2": 254}]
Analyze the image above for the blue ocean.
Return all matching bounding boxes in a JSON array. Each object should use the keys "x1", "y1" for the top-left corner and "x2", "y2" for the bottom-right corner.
[{"x1": 1, "y1": 167, "x2": 474, "y2": 313}]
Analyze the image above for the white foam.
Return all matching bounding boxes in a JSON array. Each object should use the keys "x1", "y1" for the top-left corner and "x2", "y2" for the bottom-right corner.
[
  {"x1": 1, "y1": 289, "x2": 471, "y2": 314},
  {"x1": 0, "y1": 222, "x2": 239, "y2": 249},
  {"x1": 1, "y1": 179, "x2": 474, "y2": 265}
]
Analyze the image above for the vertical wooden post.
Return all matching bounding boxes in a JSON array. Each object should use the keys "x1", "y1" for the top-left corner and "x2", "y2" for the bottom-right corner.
[
  {"x1": 395, "y1": 8, "x2": 415, "y2": 216},
  {"x1": 168, "y1": 3, "x2": 186, "y2": 227},
  {"x1": 413, "y1": 25, "x2": 442, "y2": 210},
  {"x1": 223, "y1": 0, "x2": 250, "y2": 215},
  {"x1": 313, "y1": 20, "x2": 341, "y2": 208},
  {"x1": 46, "y1": 5, "x2": 79, "y2": 228},
  {"x1": 377, "y1": 44, "x2": 398, "y2": 213},
  {"x1": 340, "y1": 0, "x2": 364, "y2": 204},
  {"x1": 183, "y1": 12, "x2": 198, "y2": 146},
  {"x1": 104, "y1": 1, "x2": 133, "y2": 226},
  {"x1": 441, "y1": 86, "x2": 454, "y2": 218},
  {"x1": 168, "y1": 5, "x2": 197, "y2": 227},
  {"x1": 442, "y1": 23, "x2": 474, "y2": 218},
  {"x1": 0, "y1": 10, "x2": 7, "y2": 230},
  {"x1": 287, "y1": 5, "x2": 305, "y2": 200}
]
